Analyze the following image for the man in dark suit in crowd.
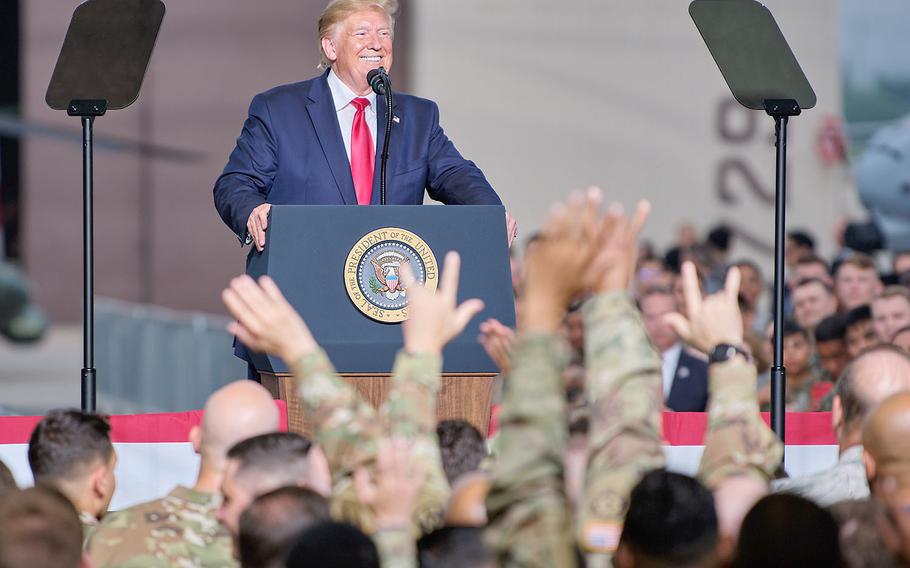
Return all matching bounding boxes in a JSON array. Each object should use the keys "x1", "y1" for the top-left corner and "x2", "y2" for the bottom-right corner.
[
  {"x1": 639, "y1": 288, "x2": 709, "y2": 412},
  {"x1": 214, "y1": 0, "x2": 516, "y2": 251}
]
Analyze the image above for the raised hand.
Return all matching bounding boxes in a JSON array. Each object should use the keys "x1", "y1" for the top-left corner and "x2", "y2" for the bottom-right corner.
[
  {"x1": 664, "y1": 261, "x2": 743, "y2": 354},
  {"x1": 400, "y1": 251, "x2": 485, "y2": 355},
  {"x1": 587, "y1": 200, "x2": 651, "y2": 294},
  {"x1": 221, "y1": 274, "x2": 318, "y2": 364},
  {"x1": 521, "y1": 188, "x2": 605, "y2": 332},
  {"x1": 478, "y1": 318, "x2": 515, "y2": 374},
  {"x1": 352, "y1": 437, "x2": 428, "y2": 528}
]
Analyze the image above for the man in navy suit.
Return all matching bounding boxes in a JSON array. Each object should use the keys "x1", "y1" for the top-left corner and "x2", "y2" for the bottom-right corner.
[
  {"x1": 213, "y1": 0, "x2": 515, "y2": 251},
  {"x1": 639, "y1": 288, "x2": 709, "y2": 412}
]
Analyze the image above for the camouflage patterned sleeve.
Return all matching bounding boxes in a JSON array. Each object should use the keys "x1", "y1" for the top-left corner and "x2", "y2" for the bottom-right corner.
[
  {"x1": 291, "y1": 348, "x2": 382, "y2": 480},
  {"x1": 381, "y1": 351, "x2": 450, "y2": 534},
  {"x1": 485, "y1": 333, "x2": 577, "y2": 568},
  {"x1": 373, "y1": 526, "x2": 417, "y2": 568},
  {"x1": 579, "y1": 291, "x2": 665, "y2": 559},
  {"x1": 697, "y1": 357, "x2": 783, "y2": 489}
]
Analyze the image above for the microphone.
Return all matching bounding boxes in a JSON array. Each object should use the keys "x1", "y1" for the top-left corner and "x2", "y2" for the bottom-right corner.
[
  {"x1": 367, "y1": 67, "x2": 388, "y2": 96},
  {"x1": 366, "y1": 67, "x2": 393, "y2": 205}
]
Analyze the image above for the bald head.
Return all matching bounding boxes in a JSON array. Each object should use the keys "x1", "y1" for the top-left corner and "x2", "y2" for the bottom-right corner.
[
  {"x1": 864, "y1": 392, "x2": 910, "y2": 479},
  {"x1": 198, "y1": 381, "x2": 280, "y2": 465},
  {"x1": 835, "y1": 345, "x2": 910, "y2": 443}
]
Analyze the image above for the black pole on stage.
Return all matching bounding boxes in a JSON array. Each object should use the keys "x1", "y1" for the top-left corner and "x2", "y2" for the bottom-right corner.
[
  {"x1": 46, "y1": 0, "x2": 165, "y2": 412},
  {"x1": 72, "y1": 102, "x2": 107, "y2": 412},
  {"x1": 765, "y1": 99, "x2": 800, "y2": 440},
  {"x1": 690, "y1": 0, "x2": 816, "y2": 447}
]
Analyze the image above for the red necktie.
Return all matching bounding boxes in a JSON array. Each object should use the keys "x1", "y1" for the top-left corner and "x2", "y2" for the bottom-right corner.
[{"x1": 349, "y1": 97, "x2": 375, "y2": 205}]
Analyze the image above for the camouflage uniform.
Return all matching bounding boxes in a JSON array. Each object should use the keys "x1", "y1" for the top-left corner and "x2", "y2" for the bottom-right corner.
[
  {"x1": 578, "y1": 292, "x2": 665, "y2": 563},
  {"x1": 86, "y1": 486, "x2": 236, "y2": 568},
  {"x1": 290, "y1": 348, "x2": 449, "y2": 537},
  {"x1": 771, "y1": 445, "x2": 868, "y2": 506},
  {"x1": 487, "y1": 291, "x2": 666, "y2": 567},
  {"x1": 80, "y1": 510, "x2": 99, "y2": 544},
  {"x1": 373, "y1": 527, "x2": 417, "y2": 568},
  {"x1": 485, "y1": 332, "x2": 576, "y2": 568},
  {"x1": 697, "y1": 357, "x2": 783, "y2": 489}
]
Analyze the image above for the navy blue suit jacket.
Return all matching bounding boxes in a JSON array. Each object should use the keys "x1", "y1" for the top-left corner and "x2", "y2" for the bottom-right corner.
[
  {"x1": 214, "y1": 70, "x2": 502, "y2": 240},
  {"x1": 665, "y1": 349, "x2": 709, "y2": 412}
]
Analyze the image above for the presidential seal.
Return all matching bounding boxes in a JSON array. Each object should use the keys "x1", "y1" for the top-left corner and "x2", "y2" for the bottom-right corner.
[{"x1": 344, "y1": 227, "x2": 438, "y2": 323}]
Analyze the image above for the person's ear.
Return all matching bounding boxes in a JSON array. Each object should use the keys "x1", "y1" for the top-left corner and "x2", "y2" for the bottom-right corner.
[
  {"x1": 91, "y1": 462, "x2": 114, "y2": 503},
  {"x1": 189, "y1": 425, "x2": 201, "y2": 455},
  {"x1": 863, "y1": 448, "x2": 876, "y2": 486},
  {"x1": 613, "y1": 542, "x2": 634, "y2": 568},
  {"x1": 321, "y1": 36, "x2": 338, "y2": 63},
  {"x1": 832, "y1": 395, "x2": 844, "y2": 437}
]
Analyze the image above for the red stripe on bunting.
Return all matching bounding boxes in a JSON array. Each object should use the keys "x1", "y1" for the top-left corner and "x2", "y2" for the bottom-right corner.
[
  {"x1": 488, "y1": 406, "x2": 836, "y2": 446},
  {"x1": 0, "y1": 401, "x2": 288, "y2": 444}
]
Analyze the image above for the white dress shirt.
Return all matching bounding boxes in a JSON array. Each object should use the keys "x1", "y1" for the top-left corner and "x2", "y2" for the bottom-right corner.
[
  {"x1": 326, "y1": 69, "x2": 378, "y2": 163},
  {"x1": 660, "y1": 342, "x2": 683, "y2": 399}
]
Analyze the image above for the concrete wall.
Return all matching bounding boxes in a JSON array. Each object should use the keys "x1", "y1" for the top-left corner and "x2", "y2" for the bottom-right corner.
[{"x1": 411, "y1": 1, "x2": 857, "y2": 267}]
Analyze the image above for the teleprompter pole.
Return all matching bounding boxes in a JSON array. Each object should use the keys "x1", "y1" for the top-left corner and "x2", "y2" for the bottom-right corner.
[
  {"x1": 765, "y1": 98, "x2": 800, "y2": 441},
  {"x1": 70, "y1": 100, "x2": 107, "y2": 412}
]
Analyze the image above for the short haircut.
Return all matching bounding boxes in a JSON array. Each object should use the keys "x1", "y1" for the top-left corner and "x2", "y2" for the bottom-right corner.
[
  {"x1": 814, "y1": 313, "x2": 847, "y2": 343},
  {"x1": 0, "y1": 458, "x2": 18, "y2": 496},
  {"x1": 28, "y1": 409, "x2": 113, "y2": 483},
  {"x1": 286, "y1": 521, "x2": 379, "y2": 568},
  {"x1": 732, "y1": 258, "x2": 761, "y2": 276},
  {"x1": 317, "y1": 0, "x2": 397, "y2": 68},
  {"x1": 835, "y1": 344, "x2": 910, "y2": 433},
  {"x1": 417, "y1": 526, "x2": 493, "y2": 568},
  {"x1": 837, "y1": 252, "x2": 877, "y2": 274},
  {"x1": 436, "y1": 420, "x2": 486, "y2": 485},
  {"x1": 238, "y1": 486, "x2": 330, "y2": 568},
  {"x1": 732, "y1": 493, "x2": 843, "y2": 567},
  {"x1": 875, "y1": 285, "x2": 910, "y2": 304},
  {"x1": 636, "y1": 286, "x2": 675, "y2": 311},
  {"x1": 0, "y1": 486, "x2": 84, "y2": 568},
  {"x1": 226, "y1": 432, "x2": 312, "y2": 485},
  {"x1": 829, "y1": 499, "x2": 894, "y2": 568},
  {"x1": 787, "y1": 230, "x2": 815, "y2": 251},
  {"x1": 782, "y1": 320, "x2": 808, "y2": 340},
  {"x1": 707, "y1": 225, "x2": 732, "y2": 252},
  {"x1": 794, "y1": 277, "x2": 833, "y2": 295},
  {"x1": 795, "y1": 254, "x2": 828, "y2": 270},
  {"x1": 844, "y1": 305, "x2": 873, "y2": 329},
  {"x1": 619, "y1": 469, "x2": 718, "y2": 566}
]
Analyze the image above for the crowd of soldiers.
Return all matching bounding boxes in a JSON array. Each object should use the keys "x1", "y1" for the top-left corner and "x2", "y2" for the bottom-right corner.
[{"x1": 3, "y1": 188, "x2": 910, "y2": 567}]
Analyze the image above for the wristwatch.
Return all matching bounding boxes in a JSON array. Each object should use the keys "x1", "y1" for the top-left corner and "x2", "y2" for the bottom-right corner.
[{"x1": 708, "y1": 343, "x2": 750, "y2": 365}]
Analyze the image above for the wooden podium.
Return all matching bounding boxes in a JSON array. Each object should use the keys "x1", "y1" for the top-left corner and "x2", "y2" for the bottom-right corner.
[
  {"x1": 243, "y1": 205, "x2": 514, "y2": 436},
  {"x1": 261, "y1": 372, "x2": 496, "y2": 436}
]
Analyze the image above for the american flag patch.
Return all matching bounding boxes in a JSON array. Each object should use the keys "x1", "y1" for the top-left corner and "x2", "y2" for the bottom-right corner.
[{"x1": 582, "y1": 522, "x2": 622, "y2": 552}]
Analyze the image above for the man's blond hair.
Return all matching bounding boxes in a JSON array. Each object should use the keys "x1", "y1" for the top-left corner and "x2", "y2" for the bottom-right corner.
[{"x1": 318, "y1": 0, "x2": 398, "y2": 69}]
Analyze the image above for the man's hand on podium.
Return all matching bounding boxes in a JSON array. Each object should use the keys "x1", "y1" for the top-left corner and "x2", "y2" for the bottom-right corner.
[
  {"x1": 478, "y1": 318, "x2": 514, "y2": 375},
  {"x1": 506, "y1": 210, "x2": 518, "y2": 248},
  {"x1": 400, "y1": 251, "x2": 485, "y2": 356},
  {"x1": 247, "y1": 203, "x2": 272, "y2": 252},
  {"x1": 221, "y1": 274, "x2": 318, "y2": 364}
]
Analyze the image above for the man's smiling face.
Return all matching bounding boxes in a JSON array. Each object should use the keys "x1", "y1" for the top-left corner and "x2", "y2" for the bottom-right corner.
[{"x1": 322, "y1": 8, "x2": 393, "y2": 95}]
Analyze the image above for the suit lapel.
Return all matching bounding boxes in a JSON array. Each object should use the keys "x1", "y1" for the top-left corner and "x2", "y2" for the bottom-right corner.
[
  {"x1": 370, "y1": 94, "x2": 400, "y2": 205},
  {"x1": 305, "y1": 72, "x2": 357, "y2": 205}
]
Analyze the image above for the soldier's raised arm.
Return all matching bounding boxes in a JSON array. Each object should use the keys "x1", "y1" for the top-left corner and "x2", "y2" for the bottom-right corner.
[
  {"x1": 665, "y1": 262, "x2": 782, "y2": 553},
  {"x1": 378, "y1": 252, "x2": 484, "y2": 533},
  {"x1": 222, "y1": 275, "x2": 381, "y2": 481},
  {"x1": 486, "y1": 189, "x2": 608, "y2": 568},
  {"x1": 577, "y1": 200, "x2": 665, "y2": 565}
]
